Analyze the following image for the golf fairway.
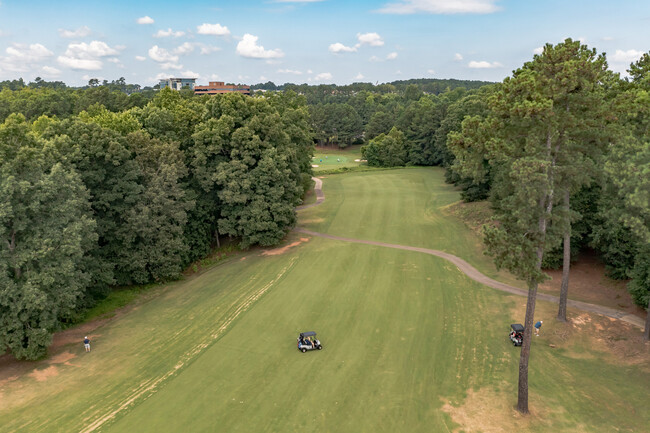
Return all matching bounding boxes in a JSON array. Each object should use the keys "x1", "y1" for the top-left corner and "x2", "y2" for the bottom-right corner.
[{"x1": 0, "y1": 168, "x2": 647, "y2": 432}]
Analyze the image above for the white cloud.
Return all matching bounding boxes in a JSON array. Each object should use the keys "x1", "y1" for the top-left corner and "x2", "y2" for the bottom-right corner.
[
  {"x1": 153, "y1": 72, "x2": 169, "y2": 81},
  {"x1": 329, "y1": 42, "x2": 357, "y2": 53},
  {"x1": 275, "y1": 0, "x2": 324, "y2": 2},
  {"x1": 454, "y1": 53, "x2": 463, "y2": 61},
  {"x1": 135, "y1": 55, "x2": 147, "y2": 61},
  {"x1": 378, "y1": 0, "x2": 499, "y2": 14},
  {"x1": 260, "y1": 75, "x2": 268, "y2": 81},
  {"x1": 200, "y1": 45, "x2": 221, "y2": 55},
  {"x1": 278, "y1": 68, "x2": 303, "y2": 75},
  {"x1": 427, "y1": 69, "x2": 435, "y2": 74},
  {"x1": 468, "y1": 60, "x2": 503, "y2": 68},
  {"x1": 154, "y1": 28, "x2": 185, "y2": 38},
  {"x1": 58, "y1": 26, "x2": 91, "y2": 38},
  {"x1": 160, "y1": 62, "x2": 183, "y2": 70},
  {"x1": 612, "y1": 49, "x2": 644, "y2": 63},
  {"x1": 181, "y1": 70, "x2": 199, "y2": 78},
  {"x1": 148, "y1": 45, "x2": 179, "y2": 63},
  {"x1": 41, "y1": 66, "x2": 61, "y2": 76},
  {"x1": 174, "y1": 42, "x2": 195, "y2": 55},
  {"x1": 107, "y1": 58, "x2": 120, "y2": 64},
  {"x1": 236, "y1": 34, "x2": 284, "y2": 59},
  {"x1": 369, "y1": 55, "x2": 380, "y2": 62},
  {"x1": 4, "y1": 43, "x2": 53, "y2": 67},
  {"x1": 314, "y1": 72, "x2": 333, "y2": 81},
  {"x1": 57, "y1": 40, "x2": 119, "y2": 71},
  {"x1": 533, "y1": 46, "x2": 544, "y2": 55},
  {"x1": 386, "y1": 52, "x2": 398, "y2": 60},
  {"x1": 357, "y1": 32, "x2": 384, "y2": 47},
  {"x1": 210, "y1": 74, "x2": 220, "y2": 80},
  {"x1": 396, "y1": 70, "x2": 402, "y2": 74},
  {"x1": 197, "y1": 23, "x2": 230, "y2": 36},
  {"x1": 57, "y1": 57, "x2": 102, "y2": 70},
  {"x1": 355, "y1": 72, "x2": 365, "y2": 80},
  {"x1": 137, "y1": 16, "x2": 154, "y2": 24},
  {"x1": 307, "y1": 69, "x2": 313, "y2": 74},
  {"x1": 601, "y1": 36, "x2": 614, "y2": 41}
]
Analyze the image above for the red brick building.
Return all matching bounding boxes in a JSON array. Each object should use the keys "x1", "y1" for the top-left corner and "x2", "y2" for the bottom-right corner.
[{"x1": 194, "y1": 81, "x2": 251, "y2": 96}]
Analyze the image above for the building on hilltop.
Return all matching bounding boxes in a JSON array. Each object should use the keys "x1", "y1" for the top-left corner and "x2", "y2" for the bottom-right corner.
[
  {"x1": 194, "y1": 81, "x2": 251, "y2": 96},
  {"x1": 159, "y1": 77, "x2": 196, "y2": 91}
]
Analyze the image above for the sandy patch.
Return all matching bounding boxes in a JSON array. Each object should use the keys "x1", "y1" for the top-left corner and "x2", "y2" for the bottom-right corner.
[
  {"x1": 49, "y1": 351, "x2": 77, "y2": 366},
  {"x1": 261, "y1": 238, "x2": 310, "y2": 256},
  {"x1": 29, "y1": 365, "x2": 59, "y2": 382},
  {"x1": 354, "y1": 159, "x2": 360, "y2": 162},
  {"x1": 442, "y1": 387, "x2": 565, "y2": 433}
]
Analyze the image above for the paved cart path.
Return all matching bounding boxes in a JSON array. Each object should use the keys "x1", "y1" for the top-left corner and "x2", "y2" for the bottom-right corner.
[{"x1": 295, "y1": 177, "x2": 644, "y2": 329}]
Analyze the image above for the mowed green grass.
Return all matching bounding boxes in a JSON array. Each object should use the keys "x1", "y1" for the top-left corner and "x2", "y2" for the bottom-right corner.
[
  {"x1": 0, "y1": 168, "x2": 648, "y2": 432},
  {"x1": 312, "y1": 145, "x2": 363, "y2": 171},
  {"x1": 306, "y1": 167, "x2": 523, "y2": 287}
]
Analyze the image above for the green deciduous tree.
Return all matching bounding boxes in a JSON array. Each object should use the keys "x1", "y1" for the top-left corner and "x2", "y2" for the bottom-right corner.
[{"x1": 0, "y1": 114, "x2": 97, "y2": 359}]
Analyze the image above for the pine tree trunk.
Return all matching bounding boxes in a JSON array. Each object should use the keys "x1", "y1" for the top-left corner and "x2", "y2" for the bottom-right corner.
[
  {"x1": 643, "y1": 299, "x2": 650, "y2": 341},
  {"x1": 517, "y1": 279, "x2": 538, "y2": 414},
  {"x1": 557, "y1": 190, "x2": 571, "y2": 322},
  {"x1": 517, "y1": 129, "x2": 555, "y2": 414}
]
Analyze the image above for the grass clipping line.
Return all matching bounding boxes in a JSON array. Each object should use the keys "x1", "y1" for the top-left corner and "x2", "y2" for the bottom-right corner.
[{"x1": 79, "y1": 257, "x2": 297, "y2": 433}]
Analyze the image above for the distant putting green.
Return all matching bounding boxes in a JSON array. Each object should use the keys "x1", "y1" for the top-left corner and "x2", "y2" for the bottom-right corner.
[
  {"x1": 311, "y1": 145, "x2": 363, "y2": 171},
  {"x1": 0, "y1": 168, "x2": 647, "y2": 433}
]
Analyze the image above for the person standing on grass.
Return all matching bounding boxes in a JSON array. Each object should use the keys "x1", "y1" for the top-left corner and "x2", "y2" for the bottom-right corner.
[
  {"x1": 84, "y1": 336, "x2": 91, "y2": 352},
  {"x1": 535, "y1": 321, "x2": 543, "y2": 336}
]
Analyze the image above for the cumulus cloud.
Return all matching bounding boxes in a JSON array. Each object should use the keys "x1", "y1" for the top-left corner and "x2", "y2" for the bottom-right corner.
[
  {"x1": 468, "y1": 60, "x2": 503, "y2": 68},
  {"x1": 277, "y1": 68, "x2": 303, "y2": 75},
  {"x1": 386, "y1": 52, "x2": 398, "y2": 60},
  {"x1": 137, "y1": 16, "x2": 154, "y2": 24},
  {"x1": 3, "y1": 43, "x2": 53, "y2": 72},
  {"x1": 200, "y1": 45, "x2": 221, "y2": 55},
  {"x1": 329, "y1": 42, "x2": 357, "y2": 53},
  {"x1": 612, "y1": 49, "x2": 644, "y2": 63},
  {"x1": 454, "y1": 53, "x2": 463, "y2": 61},
  {"x1": 41, "y1": 65, "x2": 61, "y2": 76},
  {"x1": 160, "y1": 62, "x2": 183, "y2": 70},
  {"x1": 148, "y1": 45, "x2": 179, "y2": 63},
  {"x1": 174, "y1": 42, "x2": 195, "y2": 55},
  {"x1": 314, "y1": 72, "x2": 333, "y2": 81},
  {"x1": 57, "y1": 40, "x2": 119, "y2": 71},
  {"x1": 355, "y1": 72, "x2": 365, "y2": 80},
  {"x1": 59, "y1": 26, "x2": 91, "y2": 38},
  {"x1": 357, "y1": 32, "x2": 384, "y2": 47},
  {"x1": 135, "y1": 55, "x2": 147, "y2": 61},
  {"x1": 197, "y1": 23, "x2": 230, "y2": 36},
  {"x1": 378, "y1": 0, "x2": 499, "y2": 14},
  {"x1": 236, "y1": 34, "x2": 284, "y2": 59},
  {"x1": 533, "y1": 46, "x2": 544, "y2": 55},
  {"x1": 154, "y1": 28, "x2": 185, "y2": 38},
  {"x1": 181, "y1": 70, "x2": 199, "y2": 78}
]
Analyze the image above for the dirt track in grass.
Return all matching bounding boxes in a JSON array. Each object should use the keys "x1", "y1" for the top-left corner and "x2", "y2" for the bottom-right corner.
[{"x1": 296, "y1": 176, "x2": 645, "y2": 329}]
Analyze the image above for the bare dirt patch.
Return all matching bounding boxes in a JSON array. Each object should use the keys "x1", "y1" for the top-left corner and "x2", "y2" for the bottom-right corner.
[
  {"x1": 539, "y1": 250, "x2": 644, "y2": 319},
  {"x1": 442, "y1": 387, "x2": 561, "y2": 433},
  {"x1": 49, "y1": 351, "x2": 77, "y2": 366},
  {"x1": 507, "y1": 295, "x2": 650, "y2": 368},
  {"x1": 29, "y1": 365, "x2": 59, "y2": 382},
  {"x1": 261, "y1": 238, "x2": 310, "y2": 256}
]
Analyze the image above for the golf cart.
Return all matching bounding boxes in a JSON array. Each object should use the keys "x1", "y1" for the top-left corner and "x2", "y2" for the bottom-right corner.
[
  {"x1": 297, "y1": 331, "x2": 322, "y2": 353},
  {"x1": 509, "y1": 324, "x2": 524, "y2": 346}
]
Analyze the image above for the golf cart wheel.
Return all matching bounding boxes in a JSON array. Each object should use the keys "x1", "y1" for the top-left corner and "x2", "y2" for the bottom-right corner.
[
  {"x1": 301, "y1": 348, "x2": 306, "y2": 353},
  {"x1": 317, "y1": 345, "x2": 323, "y2": 350}
]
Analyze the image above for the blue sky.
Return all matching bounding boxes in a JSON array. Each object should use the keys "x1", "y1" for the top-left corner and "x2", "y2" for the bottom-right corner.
[{"x1": 0, "y1": 0, "x2": 649, "y2": 86}]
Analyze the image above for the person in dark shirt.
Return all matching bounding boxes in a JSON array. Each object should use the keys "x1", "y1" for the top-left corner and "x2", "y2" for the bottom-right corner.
[{"x1": 84, "y1": 336, "x2": 91, "y2": 352}]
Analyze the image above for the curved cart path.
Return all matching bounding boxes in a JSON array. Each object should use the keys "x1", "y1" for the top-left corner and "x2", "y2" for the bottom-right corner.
[{"x1": 295, "y1": 177, "x2": 644, "y2": 329}]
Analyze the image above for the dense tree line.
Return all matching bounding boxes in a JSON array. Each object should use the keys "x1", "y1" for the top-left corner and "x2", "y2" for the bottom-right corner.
[{"x1": 1, "y1": 89, "x2": 312, "y2": 359}]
